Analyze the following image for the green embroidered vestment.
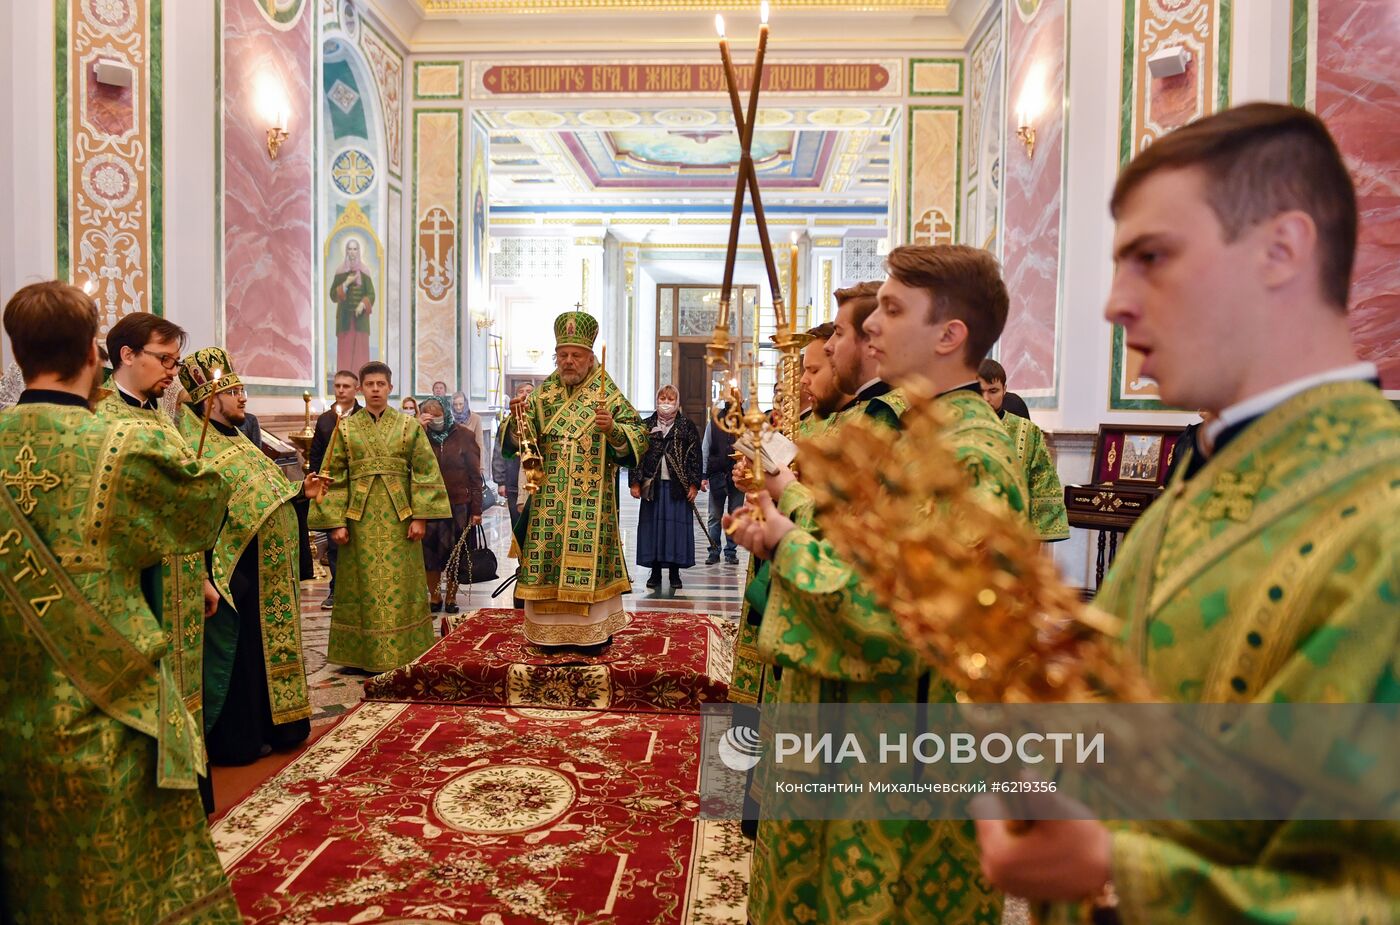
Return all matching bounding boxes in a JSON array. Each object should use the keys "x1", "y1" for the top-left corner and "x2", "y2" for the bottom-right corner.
[
  {"x1": 309, "y1": 406, "x2": 451, "y2": 672},
  {"x1": 0, "y1": 399, "x2": 239, "y2": 923},
  {"x1": 95, "y1": 387, "x2": 212, "y2": 732},
  {"x1": 999, "y1": 411, "x2": 1070, "y2": 541},
  {"x1": 180, "y1": 415, "x2": 311, "y2": 729},
  {"x1": 1041, "y1": 380, "x2": 1400, "y2": 924},
  {"x1": 503, "y1": 366, "x2": 647, "y2": 610},
  {"x1": 749, "y1": 390, "x2": 1027, "y2": 925}
]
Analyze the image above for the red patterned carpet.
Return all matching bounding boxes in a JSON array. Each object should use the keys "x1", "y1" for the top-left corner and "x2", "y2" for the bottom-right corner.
[
  {"x1": 213, "y1": 610, "x2": 749, "y2": 924},
  {"x1": 365, "y1": 608, "x2": 737, "y2": 713}
]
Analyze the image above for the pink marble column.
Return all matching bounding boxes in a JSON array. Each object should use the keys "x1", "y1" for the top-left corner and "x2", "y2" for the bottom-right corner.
[
  {"x1": 1315, "y1": 0, "x2": 1400, "y2": 390},
  {"x1": 222, "y1": 0, "x2": 314, "y2": 381},
  {"x1": 1000, "y1": 0, "x2": 1066, "y2": 400}
]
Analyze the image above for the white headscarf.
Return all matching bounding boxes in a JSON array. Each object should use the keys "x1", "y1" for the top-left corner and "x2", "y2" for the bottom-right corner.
[{"x1": 653, "y1": 388, "x2": 679, "y2": 436}]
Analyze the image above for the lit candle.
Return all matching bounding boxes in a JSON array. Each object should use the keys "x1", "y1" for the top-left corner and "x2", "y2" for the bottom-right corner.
[
  {"x1": 716, "y1": 14, "x2": 744, "y2": 314},
  {"x1": 195, "y1": 367, "x2": 223, "y2": 457},
  {"x1": 789, "y1": 233, "x2": 799, "y2": 333},
  {"x1": 742, "y1": 3, "x2": 784, "y2": 329},
  {"x1": 599, "y1": 340, "x2": 607, "y2": 375}
]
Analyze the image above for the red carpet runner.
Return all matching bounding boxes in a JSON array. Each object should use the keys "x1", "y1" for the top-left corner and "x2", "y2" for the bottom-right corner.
[
  {"x1": 365, "y1": 608, "x2": 737, "y2": 712},
  {"x1": 212, "y1": 610, "x2": 749, "y2": 924}
]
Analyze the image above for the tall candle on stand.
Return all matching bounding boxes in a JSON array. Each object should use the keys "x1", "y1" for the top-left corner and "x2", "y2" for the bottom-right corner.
[
  {"x1": 744, "y1": 2, "x2": 785, "y2": 330},
  {"x1": 716, "y1": 14, "x2": 743, "y2": 322},
  {"x1": 596, "y1": 339, "x2": 607, "y2": 409},
  {"x1": 789, "y1": 233, "x2": 800, "y2": 333}
]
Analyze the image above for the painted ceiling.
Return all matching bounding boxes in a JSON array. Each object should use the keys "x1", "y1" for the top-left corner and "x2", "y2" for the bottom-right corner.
[{"x1": 484, "y1": 105, "x2": 895, "y2": 208}]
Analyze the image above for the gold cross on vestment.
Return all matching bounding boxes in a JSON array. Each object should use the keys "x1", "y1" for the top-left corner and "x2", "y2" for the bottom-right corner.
[{"x1": 4, "y1": 445, "x2": 62, "y2": 514}]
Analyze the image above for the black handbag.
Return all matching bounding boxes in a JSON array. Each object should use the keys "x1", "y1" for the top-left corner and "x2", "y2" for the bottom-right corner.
[{"x1": 447, "y1": 524, "x2": 498, "y2": 586}]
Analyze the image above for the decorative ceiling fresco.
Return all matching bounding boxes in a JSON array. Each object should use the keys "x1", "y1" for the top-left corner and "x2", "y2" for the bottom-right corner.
[
  {"x1": 418, "y1": 0, "x2": 949, "y2": 12},
  {"x1": 480, "y1": 105, "x2": 895, "y2": 206},
  {"x1": 560, "y1": 129, "x2": 833, "y2": 189}
]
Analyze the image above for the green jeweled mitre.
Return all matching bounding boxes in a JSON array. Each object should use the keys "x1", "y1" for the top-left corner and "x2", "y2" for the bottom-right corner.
[
  {"x1": 553, "y1": 310, "x2": 599, "y2": 350},
  {"x1": 178, "y1": 346, "x2": 243, "y2": 404}
]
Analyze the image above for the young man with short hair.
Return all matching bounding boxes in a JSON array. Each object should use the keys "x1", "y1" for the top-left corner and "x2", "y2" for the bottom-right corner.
[
  {"x1": 309, "y1": 361, "x2": 451, "y2": 672},
  {"x1": 975, "y1": 102, "x2": 1400, "y2": 924},
  {"x1": 0, "y1": 282, "x2": 238, "y2": 923},
  {"x1": 978, "y1": 357, "x2": 1069, "y2": 541},
  {"x1": 310, "y1": 368, "x2": 362, "y2": 609},
  {"x1": 825, "y1": 280, "x2": 901, "y2": 428},
  {"x1": 96, "y1": 311, "x2": 221, "y2": 809},
  {"x1": 732, "y1": 245, "x2": 1027, "y2": 925},
  {"x1": 976, "y1": 357, "x2": 1030, "y2": 420}
]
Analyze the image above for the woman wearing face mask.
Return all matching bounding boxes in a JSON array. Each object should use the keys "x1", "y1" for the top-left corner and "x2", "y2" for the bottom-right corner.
[
  {"x1": 418, "y1": 397, "x2": 484, "y2": 613},
  {"x1": 628, "y1": 385, "x2": 703, "y2": 591}
]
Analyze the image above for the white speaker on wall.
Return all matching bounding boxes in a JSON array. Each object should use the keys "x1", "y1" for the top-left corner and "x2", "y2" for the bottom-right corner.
[
  {"x1": 94, "y1": 58, "x2": 134, "y2": 88},
  {"x1": 1146, "y1": 46, "x2": 1191, "y2": 79}
]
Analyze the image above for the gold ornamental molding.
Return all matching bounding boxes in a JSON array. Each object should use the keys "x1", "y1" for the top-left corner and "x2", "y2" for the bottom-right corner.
[{"x1": 421, "y1": 0, "x2": 948, "y2": 11}]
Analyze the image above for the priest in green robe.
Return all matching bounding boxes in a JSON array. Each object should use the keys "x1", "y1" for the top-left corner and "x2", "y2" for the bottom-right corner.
[
  {"x1": 309, "y1": 361, "x2": 451, "y2": 672},
  {"x1": 729, "y1": 246, "x2": 1026, "y2": 925},
  {"x1": 97, "y1": 310, "x2": 221, "y2": 808},
  {"x1": 502, "y1": 310, "x2": 648, "y2": 649},
  {"x1": 0, "y1": 281, "x2": 240, "y2": 923},
  {"x1": 177, "y1": 347, "x2": 323, "y2": 769},
  {"x1": 974, "y1": 104, "x2": 1400, "y2": 924}
]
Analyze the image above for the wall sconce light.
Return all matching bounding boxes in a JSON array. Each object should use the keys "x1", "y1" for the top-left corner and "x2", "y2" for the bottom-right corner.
[
  {"x1": 1016, "y1": 109, "x2": 1036, "y2": 160},
  {"x1": 267, "y1": 110, "x2": 290, "y2": 160},
  {"x1": 473, "y1": 311, "x2": 493, "y2": 334}
]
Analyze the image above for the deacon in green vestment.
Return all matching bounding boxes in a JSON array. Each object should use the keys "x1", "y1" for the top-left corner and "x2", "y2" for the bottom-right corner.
[
  {"x1": 975, "y1": 104, "x2": 1400, "y2": 924},
  {"x1": 309, "y1": 361, "x2": 451, "y2": 672},
  {"x1": 0, "y1": 281, "x2": 240, "y2": 923},
  {"x1": 980, "y1": 358, "x2": 1069, "y2": 541},
  {"x1": 97, "y1": 311, "x2": 221, "y2": 808},
  {"x1": 177, "y1": 347, "x2": 323, "y2": 767},
  {"x1": 502, "y1": 310, "x2": 648, "y2": 648},
  {"x1": 729, "y1": 247, "x2": 1025, "y2": 925}
]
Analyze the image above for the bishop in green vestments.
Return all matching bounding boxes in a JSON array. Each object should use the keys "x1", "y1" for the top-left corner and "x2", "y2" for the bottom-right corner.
[
  {"x1": 729, "y1": 246, "x2": 1027, "y2": 925},
  {"x1": 975, "y1": 104, "x2": 1400, "y2": 924},
  {"x1": 502, "y1": 310, "x2": 648, "y2": 648},
  {"x1": 0, "y1": 281, "x2": 240, "y2": 923},
  {"x1": 309, "y1": 361, "x2": 451, "y2": 672},
  {"x1": 177, "y1": 348, "x2": 320, "y2": 767}
]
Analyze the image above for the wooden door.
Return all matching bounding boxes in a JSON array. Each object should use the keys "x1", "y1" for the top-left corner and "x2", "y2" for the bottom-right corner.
[{"x1": 677, "y1": 343, "x2": 709, "y2": 433}]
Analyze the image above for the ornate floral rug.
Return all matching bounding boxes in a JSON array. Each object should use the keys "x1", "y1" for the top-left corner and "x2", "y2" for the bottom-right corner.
[
  {"x1": 213, "y1": 701, "x2": 748, "y2": 924},
  {"x1": 364, "y1": 608, "x2": 738, "y2": 713}
]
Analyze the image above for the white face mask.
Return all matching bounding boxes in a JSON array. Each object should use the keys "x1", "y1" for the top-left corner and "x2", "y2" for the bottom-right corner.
[{"x1": 657, "y1": 401, "x2": 677, "y2": 415}]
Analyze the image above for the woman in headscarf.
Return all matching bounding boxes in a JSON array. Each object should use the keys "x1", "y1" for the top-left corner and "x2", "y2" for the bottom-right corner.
[
  {"x1": 628, "y1": 384, "x2": 703, "y2": 591},
  {"x1": 451, "y1": 390, "x2": 484, "y2": 468},
  {"x1": 418, "y1": 396, "x2": 484, "y2": 613}
]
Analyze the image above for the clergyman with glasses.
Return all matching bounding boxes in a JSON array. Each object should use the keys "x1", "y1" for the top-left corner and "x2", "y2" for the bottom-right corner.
[
  {"x1": 173, "y1": 347, "x2": 327, "y2": 785},
  {"x1": 96, "y1": 312, "x2": 223, "y2": 811}
]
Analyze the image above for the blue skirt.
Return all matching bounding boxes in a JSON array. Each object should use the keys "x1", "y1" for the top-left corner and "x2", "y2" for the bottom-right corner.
[{"x1": 636, "y1": 482, "x2": 696, "y2": 569}]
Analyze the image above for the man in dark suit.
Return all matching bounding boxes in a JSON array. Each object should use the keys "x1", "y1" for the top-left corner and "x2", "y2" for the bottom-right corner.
[{"x1": 308, "y1": 369, "x2": 362, "y2": 609}]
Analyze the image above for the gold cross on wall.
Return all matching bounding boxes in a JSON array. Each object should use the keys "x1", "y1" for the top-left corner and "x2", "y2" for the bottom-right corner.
[{"x1": 4, "y1": 445, "x2": 62, "y2": 514}]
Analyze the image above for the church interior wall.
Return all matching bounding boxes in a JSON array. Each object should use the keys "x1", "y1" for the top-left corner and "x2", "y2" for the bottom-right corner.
[
  {"x1": 220, "y1": 0, "x2": 314, "y2": 387},
  {"x1": 1, "y1": 0, "x2": 1391, "y2": 532}
]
